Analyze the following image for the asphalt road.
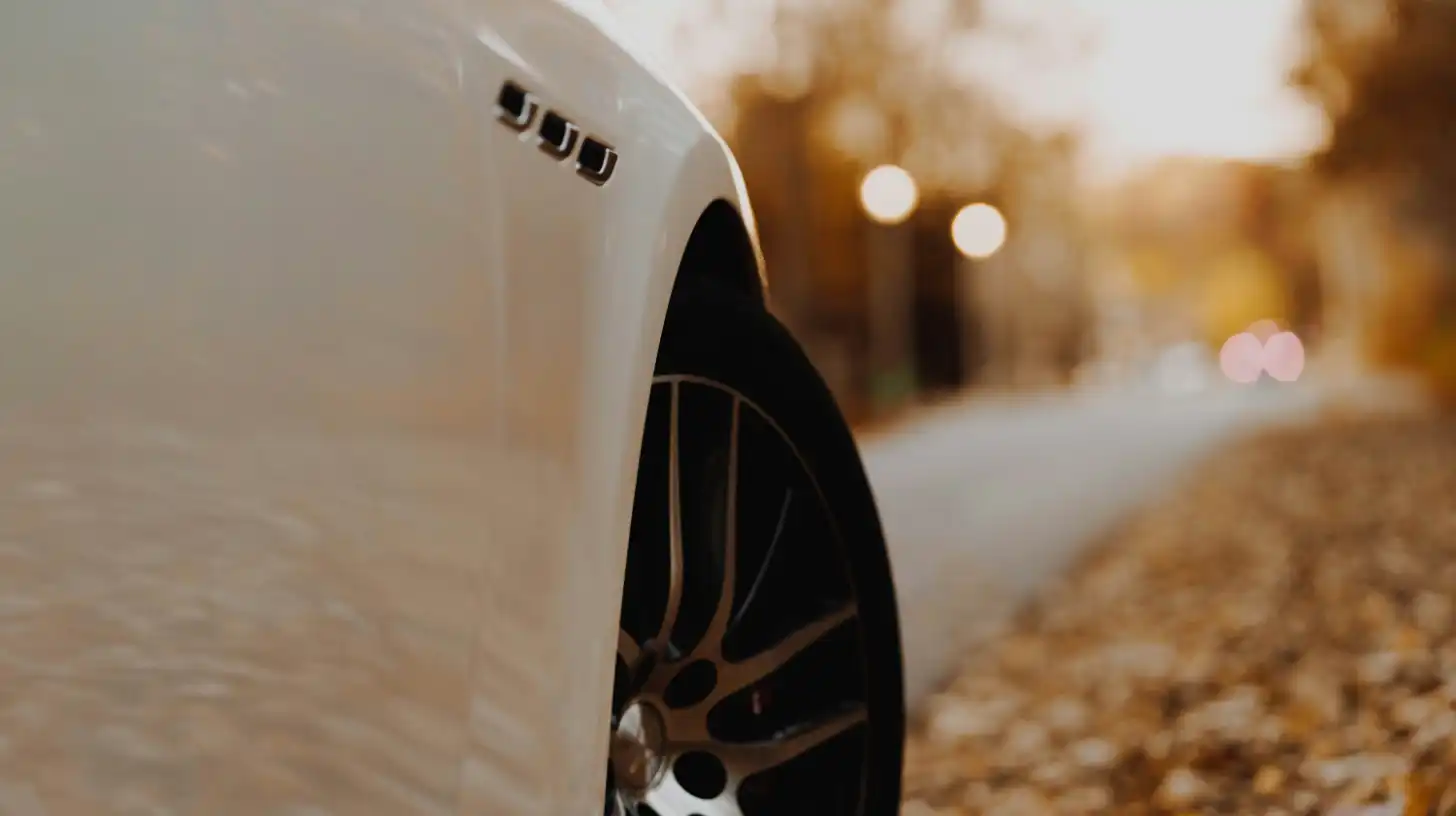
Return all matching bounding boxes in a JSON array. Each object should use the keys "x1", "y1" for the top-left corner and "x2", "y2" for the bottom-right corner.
[{"x1": 860, "y1": 384, "x2": 1324, "y2": 707}]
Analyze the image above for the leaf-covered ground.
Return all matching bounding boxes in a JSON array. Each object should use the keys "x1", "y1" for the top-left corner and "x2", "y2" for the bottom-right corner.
[{"x1": 902, "y1": 416, "x2": 1456, "y2": 815}]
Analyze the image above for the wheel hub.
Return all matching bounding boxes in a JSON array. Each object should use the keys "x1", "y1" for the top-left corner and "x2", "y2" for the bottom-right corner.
[{"x1": 610, "y1": 700, "x2": 670, "y2": 796}]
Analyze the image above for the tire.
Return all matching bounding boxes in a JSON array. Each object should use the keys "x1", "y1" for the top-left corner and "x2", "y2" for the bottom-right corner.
[{"x1": 608, "y1": 281, "x2": 905, "y2": 816}]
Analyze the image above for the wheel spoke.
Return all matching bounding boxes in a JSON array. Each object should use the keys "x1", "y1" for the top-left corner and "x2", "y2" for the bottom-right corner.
[
  {"x1": 711, "y1": 397, "x2": 742, "y2": 641},
  {"x1": 710, "y1": 602, "x2": 857, "y2": 705},
  {"x1": 711, "y1": 706, "x2": 868, "y2": 782},
  {"x1": 618, "y1": 628, "x2": 641, "y2": 667},
  {"x1": 614, "y1": 379, "x2": 875, "y2": 816},
  {"x1": 728, "y1": 487, "x2": 793, "y2": 634},
  {"x1": 653, "y1": 382, "x2": 685, "y2": 652},
  {"x1": 693, "y1": 396, "x2": 741, "y2": 658}
]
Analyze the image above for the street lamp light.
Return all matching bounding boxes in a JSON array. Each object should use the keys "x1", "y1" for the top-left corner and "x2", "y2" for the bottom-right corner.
[
  {"x1": 951, "y1": 203, "x2": 1010, "y2": 388},
  {"x1": 951, "y1": 203, "x2": 1008, "y2": 259},
  {"x1": 859, "y1": 165, "x2": 919, "y2": 226},
  {"x1": 859, "y1": 165, "x2": 919, "y2": 411}
]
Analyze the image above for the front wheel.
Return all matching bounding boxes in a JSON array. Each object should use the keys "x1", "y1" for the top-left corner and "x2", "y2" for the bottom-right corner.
[{"x1": 608, "y1": 284, "x2": 905, "y2": 816}]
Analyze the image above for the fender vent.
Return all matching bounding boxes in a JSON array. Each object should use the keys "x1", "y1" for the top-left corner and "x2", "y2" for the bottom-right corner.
[
  {"x1": 575, "y1": 137, "x2": 618, "y2": 186},
  {"x1": 495, "y1": 79, "x2": 617, "y2": 187},
  {"x1": 495, "y1": 81, "x2": 537, "y2": 131},
  {"x1": 537, "y1": 110, "x2": 579, "y2": 159}
]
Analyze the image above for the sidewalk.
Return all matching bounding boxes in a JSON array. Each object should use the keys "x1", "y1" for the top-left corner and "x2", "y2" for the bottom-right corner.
[{"x1": 900, "y1": 413, "x2": 1456, "y2": 814}]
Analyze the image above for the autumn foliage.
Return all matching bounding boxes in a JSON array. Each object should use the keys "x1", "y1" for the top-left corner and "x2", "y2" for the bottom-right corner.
[{"x1": 1297, "y1": 0, "x2": 1456, "y2": 405}]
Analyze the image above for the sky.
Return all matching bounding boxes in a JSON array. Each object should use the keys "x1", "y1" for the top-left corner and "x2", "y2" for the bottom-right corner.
[
  {"x1": 978, "y1": 0, "x2": 1329, "y2": 181},
  {"x1": 605, "y1": 0, "x2": 1329, "y2": 183}
]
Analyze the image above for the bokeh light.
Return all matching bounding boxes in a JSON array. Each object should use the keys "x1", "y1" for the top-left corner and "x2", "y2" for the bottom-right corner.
[
  {"x1": 951, "y1": 203, "x2": 1009, "y2": 259},
  {"x1": 859, "y1": 165, "x2": 920, "y2": 225},
  {"x1": 1263, "y1": 331, "x2": 1306, "y2": 382},
  {"x1": 1220, "y1": 329, "x2": 1307, "y2": 384},
  {"x1": 1247, "y1": 318, "x2": 1282, "y2": 342},
  {"x1": 1220, "y1": 332, "x2": 1264, "y2": 384}
]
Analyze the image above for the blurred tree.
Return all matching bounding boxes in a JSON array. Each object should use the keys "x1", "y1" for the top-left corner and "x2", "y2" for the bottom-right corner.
[
  {"x1": 1199, "y1": 244, "x2": 1289, "y2": 346},
  {"x1": 737, "y1": 0, "x2": 999, "y2": 184},
  {"x1": 1100, "y1": 158, "x2": 1316, "y2": 352},
  {"x1": 1295, "y1": 0, "x2": 1456, "y2": 402},
  {"x1": 1298, "y1": 0, "x2": 1456, "y2": 217},
  {"x1": 710, "y1": 0, "x2": 1024, "y2": 411},
  {"x1": 1124, "y1": 247, "x2": 1179, "y2": 299},
  {"x1": 612, "y1": 0, "x2": 1096, "y2": 411}
]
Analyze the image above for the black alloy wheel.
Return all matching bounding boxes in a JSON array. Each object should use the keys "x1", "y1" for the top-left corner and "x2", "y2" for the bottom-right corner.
[{"x1": 607, "y1": 282, "x2": 905, "y2": 816}]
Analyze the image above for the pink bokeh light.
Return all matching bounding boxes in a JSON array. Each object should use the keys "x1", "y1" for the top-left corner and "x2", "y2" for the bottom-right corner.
[
  {"x1": 1262, "y1": 331, "x2": 1306, "y2": 382},
  {"x1": 1219, "y1": 329, "x2": 1307, "y2": 384},
  {"x1": 1220, "y1": 332, "x2": 1265, "y2": 384},
  {"x1": 1246, "y1": 319, "x2": 1281, "y2": 343}
]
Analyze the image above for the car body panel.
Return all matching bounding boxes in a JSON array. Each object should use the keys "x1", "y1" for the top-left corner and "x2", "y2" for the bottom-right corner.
[{"x1": 0, "y1": 0, "x2": 756, "y2": 812}]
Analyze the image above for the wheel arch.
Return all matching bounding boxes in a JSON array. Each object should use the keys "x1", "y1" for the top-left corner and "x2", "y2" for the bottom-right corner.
[{"x1": 671, "y1": 199, "x2": 766, "y2": 308}]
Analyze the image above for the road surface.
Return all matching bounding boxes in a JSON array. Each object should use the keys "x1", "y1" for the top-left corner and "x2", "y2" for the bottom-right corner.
[{"x1": 860, "y1": 385, "x2": 1324, "y2": 706}]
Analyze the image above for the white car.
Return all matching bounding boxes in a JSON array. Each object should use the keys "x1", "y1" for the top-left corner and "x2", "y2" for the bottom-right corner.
[{"x1": 0, "y1": 0, "x2": 905, "y2": 814}]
